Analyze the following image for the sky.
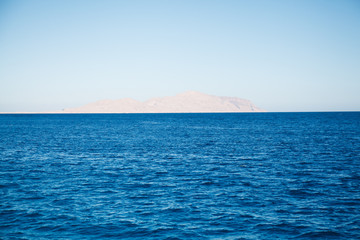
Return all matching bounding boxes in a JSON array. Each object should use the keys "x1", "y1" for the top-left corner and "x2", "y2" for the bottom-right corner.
[{"x1": 0, "y1": 0, "x2": 359, "y2": 112}]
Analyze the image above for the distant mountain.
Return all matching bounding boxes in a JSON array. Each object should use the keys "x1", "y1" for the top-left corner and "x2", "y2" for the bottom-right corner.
[{"x1": 60, "y1": 91, "x2": 265, "y2": 113}]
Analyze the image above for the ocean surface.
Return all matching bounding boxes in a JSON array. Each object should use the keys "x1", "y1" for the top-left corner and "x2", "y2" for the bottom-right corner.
[{"x1": 0, "y1": 112, "x2": 359, "y2": 240}]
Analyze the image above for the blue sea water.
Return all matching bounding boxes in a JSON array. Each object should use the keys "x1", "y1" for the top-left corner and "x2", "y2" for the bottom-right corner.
[{"x1": 0, "y1": 112, "x2": 359, "y2": 239}]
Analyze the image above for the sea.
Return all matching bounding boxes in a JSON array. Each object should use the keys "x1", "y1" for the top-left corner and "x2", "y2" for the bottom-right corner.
[{"x1": 0, "y1": 112, "x2": 359, "y2": 239}]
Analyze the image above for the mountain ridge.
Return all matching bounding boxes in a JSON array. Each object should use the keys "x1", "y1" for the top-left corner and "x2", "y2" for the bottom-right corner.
[{"x1": 60, "y1": 91, "x2": 265, "y2": 113}]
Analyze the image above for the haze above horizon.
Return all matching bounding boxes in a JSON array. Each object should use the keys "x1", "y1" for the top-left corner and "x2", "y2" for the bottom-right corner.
[{"x1": 1, "y1": 0, "x2": 359, "y2": 112}]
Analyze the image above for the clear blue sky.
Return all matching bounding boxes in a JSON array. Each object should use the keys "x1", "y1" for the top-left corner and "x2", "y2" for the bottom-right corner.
[{"x1": 1, "y1": 0, "x2": 359, "y2": 112}]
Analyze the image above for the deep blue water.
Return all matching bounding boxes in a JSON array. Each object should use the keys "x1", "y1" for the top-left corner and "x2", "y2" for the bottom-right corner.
[{"x1": 0, "y1": 112, "x2": 359, "y2": 239}]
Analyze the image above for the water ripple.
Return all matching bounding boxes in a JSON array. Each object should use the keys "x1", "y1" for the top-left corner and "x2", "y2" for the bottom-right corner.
[{"x1": 0, "y1": 112, "x2": 359, "y2": 239}]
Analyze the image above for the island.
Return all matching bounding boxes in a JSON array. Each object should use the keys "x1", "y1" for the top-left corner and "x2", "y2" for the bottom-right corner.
[{"x1": 60, "y1": 91, "x2": 265, "y2": 113}]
